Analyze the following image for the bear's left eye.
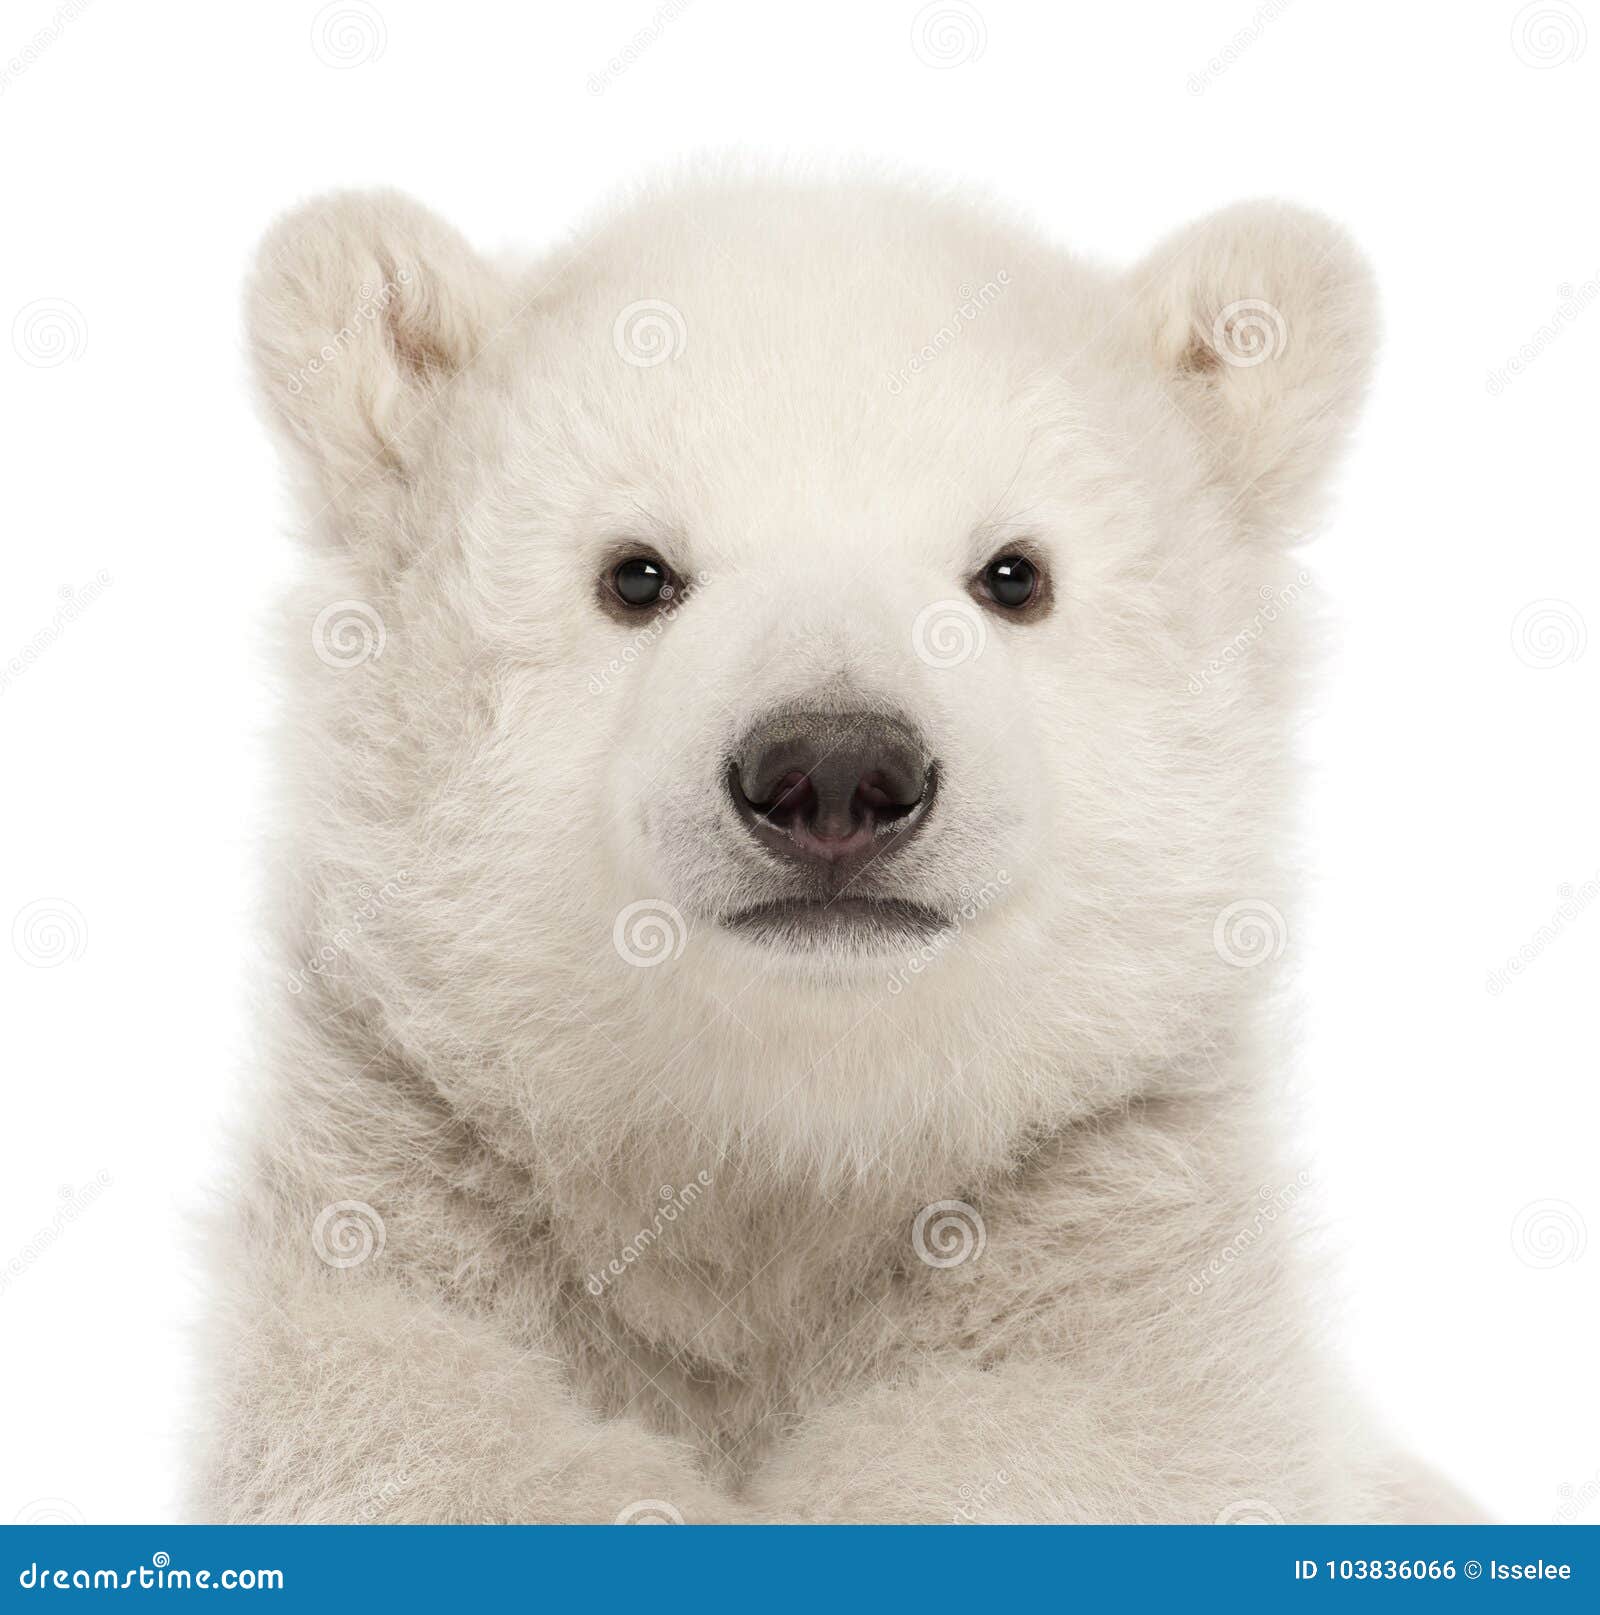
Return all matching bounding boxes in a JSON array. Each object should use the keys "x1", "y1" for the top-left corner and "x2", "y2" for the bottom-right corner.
[
  {"x1": 610, "y1": 555, "x2": 675, "y2": 608},
  {"x1": 977, "y1": 554, "x2": 1040, "y2": 611}
]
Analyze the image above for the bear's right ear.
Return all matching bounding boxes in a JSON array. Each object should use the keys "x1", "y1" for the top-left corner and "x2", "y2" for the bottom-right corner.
[{"x1": 247, "y1": 190, "x2": 509, "y2": 560}]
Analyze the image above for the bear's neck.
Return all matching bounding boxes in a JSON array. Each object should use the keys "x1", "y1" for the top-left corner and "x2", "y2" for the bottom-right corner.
[{"x1": 284, "y1": 972, "x2": 1251, "y2": 1308}]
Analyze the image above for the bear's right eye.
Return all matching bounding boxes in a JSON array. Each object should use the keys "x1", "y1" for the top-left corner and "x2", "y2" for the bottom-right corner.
[{"x1": 610, "y1": 555, "x2": 674, "y2": 608}]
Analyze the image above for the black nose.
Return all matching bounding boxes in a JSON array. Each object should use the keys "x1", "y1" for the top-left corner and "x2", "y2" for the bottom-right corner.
[{"x1": 728, "y1": 710, "x2": 936, "y2": 872}]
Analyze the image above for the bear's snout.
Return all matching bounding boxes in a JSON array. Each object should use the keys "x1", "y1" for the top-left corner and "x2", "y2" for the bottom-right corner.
[{"x1": 727, "y1": 709, "x2": 936, "y2": 877}]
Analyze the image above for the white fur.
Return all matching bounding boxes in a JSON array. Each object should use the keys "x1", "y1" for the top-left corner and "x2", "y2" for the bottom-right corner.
[{"x1": 196, "y1": 170, "x2": 1474, "y2": 1524}]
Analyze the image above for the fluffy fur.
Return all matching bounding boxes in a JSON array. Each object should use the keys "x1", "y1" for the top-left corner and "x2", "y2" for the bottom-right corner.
[{"x1": 198, "y1": 171, "x2": 1471, "y2": 1524}]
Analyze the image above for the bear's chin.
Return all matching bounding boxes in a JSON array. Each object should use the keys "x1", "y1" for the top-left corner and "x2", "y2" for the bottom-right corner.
[{"x1": 718, "y1": 895, "x2": 949, "y2": 957}]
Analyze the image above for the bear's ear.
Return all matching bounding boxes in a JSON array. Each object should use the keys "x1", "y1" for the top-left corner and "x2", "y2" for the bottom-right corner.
[
  {"x1": 246, "y1": 190, "x2": 509, "y2": 557},
  {"x1": 1127, "y1": 201, "x2": 1377, "y2": 533}
]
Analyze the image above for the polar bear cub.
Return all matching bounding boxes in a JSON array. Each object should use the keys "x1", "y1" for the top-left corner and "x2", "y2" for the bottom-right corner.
[{"x1": 200, "y1": 171, "x2": 1472, "y2": 1524}]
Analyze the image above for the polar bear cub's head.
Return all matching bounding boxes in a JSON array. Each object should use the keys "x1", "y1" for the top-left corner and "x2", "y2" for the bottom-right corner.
[{"x1": 250, "y1": 176, "x2": 1373, "y2": 1152}]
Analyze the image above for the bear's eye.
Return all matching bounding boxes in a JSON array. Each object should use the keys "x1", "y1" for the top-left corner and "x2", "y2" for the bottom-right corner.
[
  {"x1": 978, "y1": 554, "x2": 1039, "y2": 611},
  {"x1": 610, "y1": 555, "x2": 674, "y2": 608}
]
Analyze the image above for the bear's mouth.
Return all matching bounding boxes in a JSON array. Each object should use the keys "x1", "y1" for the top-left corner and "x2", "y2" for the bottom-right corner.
[{"x1": 721, "y1": 896, "x2": 948, "y2": 950}]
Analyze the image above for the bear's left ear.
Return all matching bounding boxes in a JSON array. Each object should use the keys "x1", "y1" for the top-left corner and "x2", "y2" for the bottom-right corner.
[
  {"x1": 1127, "y1": 201, "x2": 1377, "y2": 532},
  {"x1": 246, "y1": 189, "x2": 510, "y2": 563}
]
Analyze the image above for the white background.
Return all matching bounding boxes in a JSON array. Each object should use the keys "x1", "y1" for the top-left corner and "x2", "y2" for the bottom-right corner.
[{"x1": 2, "y1": 1, "x2": 1596, "y2": 1526}]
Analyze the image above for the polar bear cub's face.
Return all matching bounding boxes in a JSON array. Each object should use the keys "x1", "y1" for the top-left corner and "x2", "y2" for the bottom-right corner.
[{"x1": 251, "y1": 179, "x2": 1372, "y2": 1107}]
